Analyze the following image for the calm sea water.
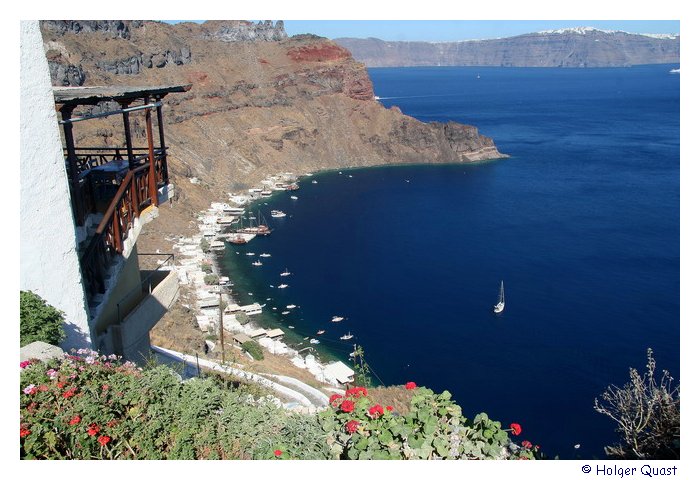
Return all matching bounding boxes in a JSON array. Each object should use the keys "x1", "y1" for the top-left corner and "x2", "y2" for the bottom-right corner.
[{"x1": 217, "y1": 65, "x2": 679, "y2": 458}]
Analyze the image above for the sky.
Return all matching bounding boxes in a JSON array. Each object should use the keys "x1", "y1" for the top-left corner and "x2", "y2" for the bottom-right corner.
[{"x1": 281, "y1": 20, "x2": 680, "y2": 42}]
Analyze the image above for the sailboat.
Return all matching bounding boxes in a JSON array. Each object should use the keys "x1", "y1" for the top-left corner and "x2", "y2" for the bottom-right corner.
[{"x1": 493, "y1": 281, "x2": 505, "y2": 313}]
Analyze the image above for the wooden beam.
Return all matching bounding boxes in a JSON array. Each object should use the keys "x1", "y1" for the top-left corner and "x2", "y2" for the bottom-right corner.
[
  {"x1": 60, "y1": 105, "x2": 84, "y2": 225},
  {"x1": 155, "y1": 96, "x2": 169, "y2": 184},
  {"x1": 144, "y1": 97, "x2": 158, "y2": 207},
  {"x1": 120, "y1": 100, "x2": 136, "y2": 169}
]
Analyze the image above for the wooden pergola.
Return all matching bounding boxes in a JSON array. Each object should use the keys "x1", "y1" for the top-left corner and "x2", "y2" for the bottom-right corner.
[{"x1": 53, "y1": 84, "x2": 191, "y2": 297}]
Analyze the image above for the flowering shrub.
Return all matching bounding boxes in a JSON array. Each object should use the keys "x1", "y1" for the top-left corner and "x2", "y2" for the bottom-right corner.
[
  {"x1": 20, "y1": 352, "x2": 540, "y2": 460},
  {"x1": 319, "y1": 385, "x2": 539, "y2": 460},
  {"x1": 19, "y1": 350, "x2": 330, "y2": 459}
]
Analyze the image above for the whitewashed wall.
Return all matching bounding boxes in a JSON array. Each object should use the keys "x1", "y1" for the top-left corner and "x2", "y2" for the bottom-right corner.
[{"x1": 19, "y1": 21, "x2": 91, "y2": 349}]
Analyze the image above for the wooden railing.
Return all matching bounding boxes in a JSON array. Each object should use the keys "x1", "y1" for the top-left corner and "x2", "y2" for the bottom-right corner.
[
  {"x1": 66, "y1": 147, "x2": 168, "y2": 180},
  {"x1": 80, "y1": 164, "x2": 153, "y2": 298},
  {"x1": 69, "y1": 147, "x2": 168, "y2": 225}
]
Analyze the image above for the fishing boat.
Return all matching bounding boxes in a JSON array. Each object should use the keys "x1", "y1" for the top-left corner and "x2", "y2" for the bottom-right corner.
[
  {"x1": 331, "y1": 316, "x2": 344, "y2": 323},
  {"x1": 340, "y1": 332, "x2": 353, "y2": 340},
  {"x1": 252, "y1": 260, "x2": 262, "y2": 266},
  {"x1": 270, "y1": 210, "x2": 286, "y2": 218},
  {"x1": 493, "y1": 281, "x2": 505, "y2": 314},
  {"x1": 229, "y1": 233, "x2": 248, "y2": 245},
  {"x1": 280, "y1": 269, "x2": 292, "y2": 277}
]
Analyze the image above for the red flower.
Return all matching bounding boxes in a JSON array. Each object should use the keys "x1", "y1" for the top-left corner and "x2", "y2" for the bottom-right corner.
[
  {"x1": 329, "y1": 394, "x2": 343, "y2": 406},
  {"x1": 63, "y1": 387, "x2": 77, "y2": 399},
  {"x1": 274, "y1": 449, "x2": 283, "y2": 457},
  {"x1": 38, "y1": 385, "x2": 49, "y2": 392},
  {"x1": 405, "y1": 382, "x2": 417, "y2": 390},
  {"x1": 69, "y1": 415, "x2": 81, "y2": 426},
  {"x1": 510, "y1": 423, "x2": 522, "y2": 436},
  {"x1": 340, "y1": 400, "x2": 355, "y2": 413},
  {"x1": 345, "y1": 420, "x2": 360, "y2": 433},
  {"x1": 386, "y1": 405, "x2": 394, "y2": 412},
  {"x1": 20, "y1": 427, "x2": 31, "y2": 438},
  {"x1": 57, "y1": 382, "x2": 65, "y2": 389},
  {"x1": 368, "y1": 404, "x2": 384, "y2": 419},
  {"x1": 521, "y1": 440, "x2": 533, "y2": 449},
  {"x1": 20, "y1": 360, "x2": 32, "y2": 369},
  {"x1": 97, "y1": 435, "x2": 111, "y2": 446},
  {"x1": 102, "y1": 384, "x2": 109, "y2": 391},
  {"x1": 107, "y1": 419, "x2": 118, "y2": 428},
  {"x1": 87, "y1": 423, "x2": 100, "y2": 436},
  {"x1": 346, "y1": 386, "x2": 368, "y2": 398}
]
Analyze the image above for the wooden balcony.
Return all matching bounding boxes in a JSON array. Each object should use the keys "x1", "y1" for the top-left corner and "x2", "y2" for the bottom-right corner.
[{"x1": 53, "y1": 84, "x2": 191, "y2": 301}]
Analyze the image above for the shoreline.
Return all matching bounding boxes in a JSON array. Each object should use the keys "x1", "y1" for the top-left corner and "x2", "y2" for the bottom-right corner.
[
  {"x1": 171, "y1": 156, "x2": 507, "y2": 387},
  {"x1": 172, "y1": 170, "x2": 354, "y2": 388}
]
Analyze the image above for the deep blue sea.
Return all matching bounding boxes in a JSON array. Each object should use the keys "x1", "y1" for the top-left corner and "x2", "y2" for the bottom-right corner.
[{"x1": 217, "y1": 65, "x2": 680, "y2": 459}]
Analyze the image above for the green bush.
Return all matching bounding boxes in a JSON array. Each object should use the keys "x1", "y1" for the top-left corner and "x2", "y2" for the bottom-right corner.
[
  {"x1": 242, "y1": 341, "x2": 264, "y2": 361},
  {"x1": 20, "y1": 291, "x2": 66, "y2": 347},
  {"x1": 319, "y1": 385, "x2": 539, "y2": 460},
  {"x1": 203, "y1": 274, "x2": 219, "y2": 285},
  {"x1": 19, "y1": 350, "x2": 330, "y2": 459},
  {"x1": 201, "y1": 263, "x2": 213, "y2": 274}
]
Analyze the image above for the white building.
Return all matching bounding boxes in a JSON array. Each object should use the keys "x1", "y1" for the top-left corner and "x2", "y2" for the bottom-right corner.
[{"x1": 19, "y1": 21, "x2": 190, "y2": 362}]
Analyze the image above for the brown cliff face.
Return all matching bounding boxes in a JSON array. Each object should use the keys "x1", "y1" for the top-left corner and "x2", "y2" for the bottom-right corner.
[{"x1": 40, "y1": 20, "x2": 505, "y2": 231}]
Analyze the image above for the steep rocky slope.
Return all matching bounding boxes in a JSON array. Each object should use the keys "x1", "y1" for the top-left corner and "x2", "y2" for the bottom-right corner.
[
  {"x1": 335, "y1": 27, "x2": 680, "y2": 68},
  {"x1": 41, "y1": 20, "x2": 505, "y2": 226}
]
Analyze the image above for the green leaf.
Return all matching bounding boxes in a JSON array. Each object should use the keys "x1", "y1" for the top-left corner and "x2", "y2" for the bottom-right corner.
[
  {"x1": 408, "y1": 434, "x2": 424, "y2": 449},
  {"x1": 433, "y1": 437, "x2": 449, "y2": 457},
  {"x1": 355, "y1": 436, "x2": 369, "y2": 451},
  {"x1": 378, "y1": 430, "x2": 393, "y2": 445}
]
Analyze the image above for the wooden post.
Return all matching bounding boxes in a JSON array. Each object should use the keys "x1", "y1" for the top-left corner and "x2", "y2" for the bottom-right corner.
[
  {"x1": 155, "y1": 97, "x2": 169, "y2": 184},
  {"x1": 144, "y1": 97, "x2": 159, "y2": 207},
  {"x1": 120, "y1": 101, "x2": 135, "y2": 169},
  {"x1": 218, "y1": 287, "x2": 225, "y2": 363},
  {"x1": 60, "y1": 105, "x2": 84, "y2": 225}
]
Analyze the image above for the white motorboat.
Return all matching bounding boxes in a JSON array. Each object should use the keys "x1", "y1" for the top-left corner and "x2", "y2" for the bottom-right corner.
[
  {"x1": 278, "y1": 284, "x2": 289, "y2": 289},
  {"x1": 340, "y1": 332, "x2": 353, "y2": 340},
  {"x1": 331, "y1": 316, "x2": 344, "y2": 323},
  {"x1": 252, "y1": 260, "x2": 262, "y2": 266},
  {"x1": 280, "y1": 269, "x2": 292, "y2": 277}
]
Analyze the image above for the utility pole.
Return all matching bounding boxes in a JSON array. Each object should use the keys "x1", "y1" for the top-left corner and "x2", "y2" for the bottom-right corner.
[{"x1": 213, "y1": 282, "x2": 234, "y2": 364}]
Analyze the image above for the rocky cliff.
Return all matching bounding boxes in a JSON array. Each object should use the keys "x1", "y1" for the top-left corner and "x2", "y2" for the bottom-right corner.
[
  {"x1": 335, "y1": 27, "x2": 680, "y2": 68},
  {"x1": 40, "y1": 20, "x2": 505, "y2": 234}
]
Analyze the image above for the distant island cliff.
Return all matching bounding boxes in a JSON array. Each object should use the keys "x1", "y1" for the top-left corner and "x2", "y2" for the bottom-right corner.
[
  {"x1": 335, "y1": 27, "x2": 680, "y2": 68},
  {"x1": 40, "y1": 20, "x2": 505, "y2": 221}
]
